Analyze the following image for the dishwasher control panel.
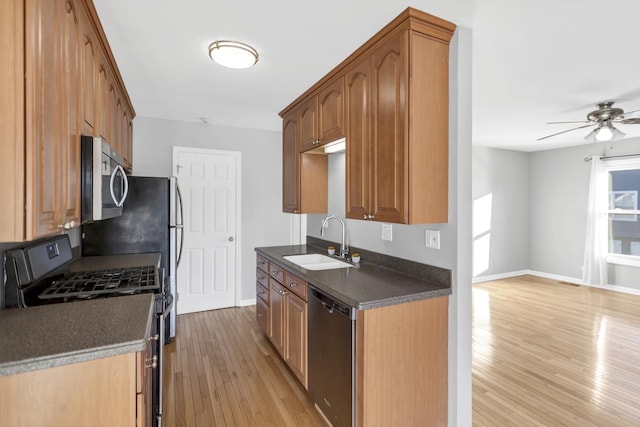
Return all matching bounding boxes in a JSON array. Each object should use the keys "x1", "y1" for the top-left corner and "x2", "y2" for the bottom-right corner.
[{"x1": 310, "y1": 286, "x2": 355, "y2": 319}]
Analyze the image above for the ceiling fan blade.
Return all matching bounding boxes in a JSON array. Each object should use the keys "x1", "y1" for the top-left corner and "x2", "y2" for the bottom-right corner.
[
  {"x1": 546, "y1": 120, "x2": 590, "y2": 124},
  {"x1": 620, "y1": 109, "x2": 640, "y2": 119},
  {"x1": 619, "y1": 118, "x2": 640, "y2": 124},
  {"x1": 537, "y1": 123, "x2": 596, "y2": 141}
]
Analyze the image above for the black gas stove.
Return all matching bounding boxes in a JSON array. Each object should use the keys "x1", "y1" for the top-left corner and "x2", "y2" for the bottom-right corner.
[
  {"x1": 4, "y1": 236, "x2": 161, "y2": 308},
  {"x1": 39, "y1": 265, "x2": 158, "y2": 300}
]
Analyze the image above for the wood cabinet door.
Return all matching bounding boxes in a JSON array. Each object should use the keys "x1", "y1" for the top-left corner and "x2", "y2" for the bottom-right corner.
[
  {"x1": 78, "y1": 2, "x2": 96, "y2": 134},
  {"x1": 282, "y1": 112, "x2": 300, "y2": 213},
  {"x1": 286, "y1": 292, "x2": 307, "y2": 387},
  {"x1": 298, "y1": 97, "x2": 319, "y2": 152},
  {"x1": 95, "y1": 56, "x2": 109, "y2": 140},
  {"x1": 256, "y1": 297, "x2": 270, "y2": 336},
  {"x1": 61, "y1": 0, "x2": 81, "y2": 227},
  {"x1": 269, "y1": 279, "x2": 286, "y2": 357},
  {"x1": 318, "y1": 77, "x2": 345, "y2": 144},
  {"x1": 107, "y1": 82, "x2": 117, "y2": 149},
  {"x1": 0, "y1": 0, "x2": 25, "y2": 241},
  {"x1": 122, "y1": 108, "x2": 131, "y2": 170},
  {"x1": 345, "y1": 58, "x2": 371, "y2": 220},
  {"x1": 370, "y1": 31, "x2": 408, "y2": 223},
  {"x1": 25, "y1": 0, "x2": 63, "y2": 238}
]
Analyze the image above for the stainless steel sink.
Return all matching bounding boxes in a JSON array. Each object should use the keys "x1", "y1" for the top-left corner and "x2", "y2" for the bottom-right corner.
[{"x1": 283, "y1": 254, "x2": 353, "y2": 271}]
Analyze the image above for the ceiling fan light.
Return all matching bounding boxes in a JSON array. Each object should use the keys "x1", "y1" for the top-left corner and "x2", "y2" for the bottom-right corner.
[
  {"x1": 584, "y1": 128, "x2": 599, "y2": 143},
  {"x1": 208, "y1": 40, "x2": 258, "y2": 69},
  {"x1": 611, "y1": 127, "x2": 626, "y2": 141},
  {"x1": 595, "y1": 125, "x2": 613, "y2": 142}
]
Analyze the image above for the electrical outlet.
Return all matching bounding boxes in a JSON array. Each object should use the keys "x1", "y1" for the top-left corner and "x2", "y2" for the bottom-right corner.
[
  {"x1": 425, "y1": 230, "x2": 440, "y2": 249},
  {"x1": 381, "y1": 223, "x2": 393, "y2": 241}
]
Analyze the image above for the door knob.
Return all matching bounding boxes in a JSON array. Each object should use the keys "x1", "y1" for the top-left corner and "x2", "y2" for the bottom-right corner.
[{"x1": 228, "y1": 236, "x2": 234, "y2": 242}]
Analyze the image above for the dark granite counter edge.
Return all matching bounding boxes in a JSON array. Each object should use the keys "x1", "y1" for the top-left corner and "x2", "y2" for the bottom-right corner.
[
  {"x1": 0, "y1": 339, "x2": 148, "y2": 377},
  {"x1": 355, "y1": 287, "x2": 452, "y2": 310},
  {"x1": 0, "y1": 296, "x2": 154, "y2": 377}
]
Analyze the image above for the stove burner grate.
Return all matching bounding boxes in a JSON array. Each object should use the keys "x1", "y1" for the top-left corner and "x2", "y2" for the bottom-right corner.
[{"x1": 39, "y1": 265, "x2": 158, "y2": 299}]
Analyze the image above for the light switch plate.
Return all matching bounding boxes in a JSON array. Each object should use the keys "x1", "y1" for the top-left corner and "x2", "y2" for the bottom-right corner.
[
  {"x1": 381, "y1": 223, "x2": 393, "y2": 241},
  {"x1": 425, "y1": 230, "x2": 440, "y2": 249}
]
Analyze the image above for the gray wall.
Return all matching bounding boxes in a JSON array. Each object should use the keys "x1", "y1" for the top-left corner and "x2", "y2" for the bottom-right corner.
[
  {"x1": 473, "y1": 139, "x2": 640, "y2": 290},
  {"x1": 132, "y1": 117, "x2": 292, "y2": 302},
  {"x1": 529, "y1": 138, "x2": 640, "y2": 289},
  {"x1": 472, "y1": 147, "x2": 529, "y2": 277}
]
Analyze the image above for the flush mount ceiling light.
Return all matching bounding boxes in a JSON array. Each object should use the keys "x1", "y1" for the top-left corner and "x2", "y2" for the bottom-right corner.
[{"x1": 208, "y1": 40, "x2": 258, "y2": 69}]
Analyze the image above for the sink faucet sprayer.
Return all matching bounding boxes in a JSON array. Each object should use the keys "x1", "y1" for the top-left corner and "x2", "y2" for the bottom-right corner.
[{"x1": 320, "y1": 214, "x2": 349, "y2": 258}]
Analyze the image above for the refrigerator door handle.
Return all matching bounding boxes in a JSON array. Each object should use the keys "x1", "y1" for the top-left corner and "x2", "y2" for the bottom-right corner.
[{"x1": 176, "y1": 184, "x2": 185, "y2": 267}]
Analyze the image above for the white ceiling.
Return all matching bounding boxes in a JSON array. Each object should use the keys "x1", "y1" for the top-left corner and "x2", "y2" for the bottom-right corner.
[{"x1": 93, "y1": 0, "x2": 640, "y2": 152}]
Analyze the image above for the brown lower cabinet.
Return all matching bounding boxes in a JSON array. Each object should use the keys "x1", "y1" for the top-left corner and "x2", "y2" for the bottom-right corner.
[
  {"x1": 256, "y1": 255, "x2": 308, "y2": 388},
  {"x1": 256, "y1": 254, "x2": 448, "y2": 426},
  {"x1": 0, "y1": 350, "x2": 153, "y2": 427}
]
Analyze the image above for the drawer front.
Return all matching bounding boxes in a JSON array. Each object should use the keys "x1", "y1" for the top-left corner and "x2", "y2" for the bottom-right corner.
[
  {"x1": 256, "y1": 255, "x2": 269, "y2": 273},
  {"x1": 256, "y1": 282, "x2": 269, "y2": 304},
  {"x1": 256, "y1": 268, "x2": 269, "y2": 289},
  {"x1": 284, "y1": 270, "x2": 307, "y2": 301},
  {"x1": 269, "y1": 263, "x2": 284, "y2": 284},
  {"x1": 256, "y1": 297, "x2": 269, "y2": 335}
]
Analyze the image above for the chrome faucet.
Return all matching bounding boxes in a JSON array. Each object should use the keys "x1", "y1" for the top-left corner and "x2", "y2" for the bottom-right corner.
[{"x1": 320, "y1": 214, "x2": 349, "y2": 258}]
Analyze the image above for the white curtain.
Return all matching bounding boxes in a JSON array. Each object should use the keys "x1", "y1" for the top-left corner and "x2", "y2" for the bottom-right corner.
[{"x1": 582, "y1": 155, "x2": 608, "y2": 285}]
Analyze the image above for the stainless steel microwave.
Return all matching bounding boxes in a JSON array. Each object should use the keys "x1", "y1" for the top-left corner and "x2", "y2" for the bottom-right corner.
[{"x1": 80, "y1": 136, "x2": 129, "y2": 222}]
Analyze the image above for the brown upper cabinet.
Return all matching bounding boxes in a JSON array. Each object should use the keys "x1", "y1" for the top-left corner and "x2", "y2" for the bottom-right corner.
[
  {"x1": 0, "y1": 0, "x2": 135, "y2": 242},
  {"x1": 280, "y1": 7, "x2": 455, "y2": 224},
  {"x1": 282, "y1": 108, "x2": 328, "y2": 214},
  {"x1": 298, "y1": 77, "x2": 346, "y2": 152}
]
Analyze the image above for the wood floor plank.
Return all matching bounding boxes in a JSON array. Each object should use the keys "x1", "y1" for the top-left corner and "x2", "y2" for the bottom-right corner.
[
  {"x1": 473, "y1": 275, "x2": 640, "y2": 426},
  {"x1": 163, "y1": 305, "x2": 326, "y2": 426},
  {"x1": 163, "y1": 274, "x2": 640, "y2": 426}
]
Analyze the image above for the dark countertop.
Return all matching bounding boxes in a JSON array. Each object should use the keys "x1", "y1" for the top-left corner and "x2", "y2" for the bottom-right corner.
[
  {"x1": 256, "y1": 240, "x2": 451, "y2": 310},
  {"x1": 0, "y1": 293, "x2": 154, "y2": 377}
]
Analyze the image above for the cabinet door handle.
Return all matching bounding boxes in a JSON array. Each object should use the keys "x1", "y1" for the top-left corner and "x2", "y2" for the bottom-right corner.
[
  {"x1": 145, "y1": 355, "x2": 158, "y2": 369},
  {"x1": 368, "y1": 214, "x2": 375, "y2": 220},
  {"x1": 288, "y1": 283, "x2": 297, "y2": 288},
  {"x1": 257, "y1": 313, "x2": 264, "y2": 318}
]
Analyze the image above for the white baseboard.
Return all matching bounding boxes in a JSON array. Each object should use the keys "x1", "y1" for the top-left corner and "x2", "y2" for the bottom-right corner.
[
  {"x1": 474, "y1": 269, "x2": 640, "y2": 296},
  {"x1": 472, "y1": 270, "x2": 530, "y2": 283},
  {"x1": 238, "y1": 298, "x2": 257, "y2": 307}
]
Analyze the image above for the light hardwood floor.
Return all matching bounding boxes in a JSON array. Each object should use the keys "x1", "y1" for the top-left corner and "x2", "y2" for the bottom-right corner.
[
  {"x1": 163, "y1": 275, "x2": 640, "y2": 426},
  {"x1": 162, "y1": 306, "x2": 327, "y2": 426},
  {"x1": 473, "y1": 275, "x2": 640, "y2": 426}
]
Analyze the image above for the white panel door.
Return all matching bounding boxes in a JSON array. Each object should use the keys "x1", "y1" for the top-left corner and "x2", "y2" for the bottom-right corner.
[{"x1": 174, "y1": 147, "x2": 239, "y2": 314}]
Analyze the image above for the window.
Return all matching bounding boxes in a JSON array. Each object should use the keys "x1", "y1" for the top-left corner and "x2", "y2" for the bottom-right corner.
[{"x1": 605, "y1": 159, "x2": 640, "y2": 265}]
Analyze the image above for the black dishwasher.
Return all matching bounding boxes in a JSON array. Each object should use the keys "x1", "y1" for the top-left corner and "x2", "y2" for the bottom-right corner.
[{"x1": 308, "y1": 286, "x2": 355, "y2": 427}]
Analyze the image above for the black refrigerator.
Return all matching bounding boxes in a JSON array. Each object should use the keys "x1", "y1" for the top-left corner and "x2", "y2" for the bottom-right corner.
[{"x1": 82, "y1": 175, "x2": 183, "y2": 340}]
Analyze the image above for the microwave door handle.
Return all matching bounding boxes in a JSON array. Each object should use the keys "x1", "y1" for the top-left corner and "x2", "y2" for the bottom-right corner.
[
  {"x1": 119, "y1": 168, "x2": 129, "y2": 206},
  {"x1": 109, "y1": 165, "x2": 128, "y2": 207}
]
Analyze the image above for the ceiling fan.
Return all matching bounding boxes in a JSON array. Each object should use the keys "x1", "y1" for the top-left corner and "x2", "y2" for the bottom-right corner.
[{"x1": 538, "y1": 101, "x2": 640, "y2": 142}]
